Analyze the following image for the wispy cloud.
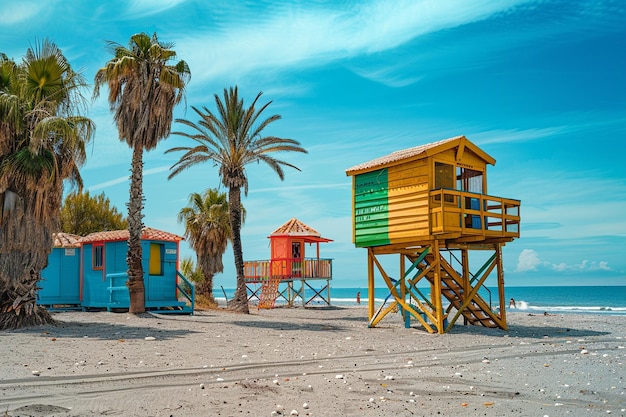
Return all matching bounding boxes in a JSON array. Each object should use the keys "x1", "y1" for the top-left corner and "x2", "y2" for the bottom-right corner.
[
  {"x1": 474, "y1": 126, "x2": 570, "y2": 145},
  {"x1": 474, "y1": 113, "x2": 626, "y2": 145},
  {"x1": 87, "y1": 176, "x2": 128, "y2": 192},
  {"x1": 250, "y1": 182, "x2": 349, "y2": 194},
  {"x1": 124, "y1": 0, "x2": 188, "y2": 19},
  {"x1": 174, "y1": 0, "x2": 531, "y2": 84},
  {"x1": 88, "y1": 166, "x2": 170, "y2": 191},
  {"x1": 0, "y1": 1, "x2": 50, "y2": 25}
]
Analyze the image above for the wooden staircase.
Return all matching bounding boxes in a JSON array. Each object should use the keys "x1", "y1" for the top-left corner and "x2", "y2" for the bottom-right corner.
[
  {"x1": 258, "y1": 276, "x2": 281, "y2": 309},
  {"x1": 420, "y1": 254, "x2": 502, "y2": 329}
]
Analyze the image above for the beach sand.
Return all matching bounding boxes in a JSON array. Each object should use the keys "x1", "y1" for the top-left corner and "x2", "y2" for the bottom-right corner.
[{"x1": 1, "y1": 307, "x2": 624, "y2": 417}]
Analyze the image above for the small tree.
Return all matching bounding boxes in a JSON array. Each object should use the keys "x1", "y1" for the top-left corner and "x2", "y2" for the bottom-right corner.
[
  {"x1": 177, "y1": 189, "x2": 236, "y2": 306},
  {"x1": 179, "y1": 256, "x2": 201, "y2": 298},
  {"x1": 61, "y1": 190, "x2": 127, "y2": 235}
]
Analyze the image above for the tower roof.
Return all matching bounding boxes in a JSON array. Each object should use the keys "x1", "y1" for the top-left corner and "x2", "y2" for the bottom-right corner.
[
  {"x1": 345, "y1": 135, "x2": 495, "y2": 176},
  {"x1": 269, "y1": 218, "x2": 333, "y2": 243},
  {"x1": 271, "y1": 218, "x2": 320, "y2": 236}
]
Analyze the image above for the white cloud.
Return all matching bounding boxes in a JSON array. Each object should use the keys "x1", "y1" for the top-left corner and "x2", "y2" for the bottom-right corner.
[
  {"x1": 516, "y1": 249, "x2": 613, "y2": 273},
  {"x1": 516, "y1": 248, "x2": 541, "y2": 272},
  {"x1": 552, "y1": 259, "x2": 613, "y2": 272}
]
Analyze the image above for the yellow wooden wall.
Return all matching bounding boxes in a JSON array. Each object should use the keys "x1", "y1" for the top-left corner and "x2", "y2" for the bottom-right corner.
[{"x1": 387, "y1": 158, "x2": 430, "y2": 243}]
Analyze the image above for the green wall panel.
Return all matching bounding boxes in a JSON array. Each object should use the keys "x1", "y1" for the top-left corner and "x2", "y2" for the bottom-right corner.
[{"x1": 354, "y1": 169, "x2": 390, "y2": 247}]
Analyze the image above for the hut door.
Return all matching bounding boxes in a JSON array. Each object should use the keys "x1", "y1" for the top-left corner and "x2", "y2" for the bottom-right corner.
[{"x1": 291, "y1": 241, "x2": 302, "y2": 277}]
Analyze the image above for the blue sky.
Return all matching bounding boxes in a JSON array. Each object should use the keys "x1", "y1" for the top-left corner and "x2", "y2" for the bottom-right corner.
[{"x1": 1, "y1": 0, "x2": 624, "y2": 288}]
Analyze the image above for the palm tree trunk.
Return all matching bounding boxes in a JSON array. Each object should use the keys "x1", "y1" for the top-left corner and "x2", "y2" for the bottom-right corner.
[
  {"x1": 127, "y1": 145, "x2": 145, "y2": 314},
  {"x1": 0, "y1": 193, "x2": 55, "y2": 330},
  {"x1": 0, "y1": 275, "x2": 53, "y2": 330},
  {"x1": 197, "y1": 274, "x2": 216, "y2": 305},
  {"x1": 228, "y1": 186, "x2": 249, "y2": 313}
]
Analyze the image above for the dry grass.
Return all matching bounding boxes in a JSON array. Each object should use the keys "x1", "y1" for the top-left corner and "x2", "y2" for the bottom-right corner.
[{"x1": 193, "y1": 294, "x2": 219, "y2": 310}]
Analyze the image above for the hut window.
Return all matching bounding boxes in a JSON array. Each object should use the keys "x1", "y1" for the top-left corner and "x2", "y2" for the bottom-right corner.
[
  {"x1": 149, "y1": 243, "x2": 163, "y2": 275},
  {"x1": 434, "y1": 162, "x2": 455, "y2": 203},
  {"x1": 93, "y1": 244, "x2": 104, "y2": 270},
  {"x1": 435, "y1": 162, "x2": 454, "y2": 189},
  {"x1": 457, "y1": 167, "x2": 483, "y2": 194}
]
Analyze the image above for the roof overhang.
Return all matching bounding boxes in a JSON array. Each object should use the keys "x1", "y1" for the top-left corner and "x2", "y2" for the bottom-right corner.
[{"x1": 345, "y1": 135, "x2": 496, "y2": 177}]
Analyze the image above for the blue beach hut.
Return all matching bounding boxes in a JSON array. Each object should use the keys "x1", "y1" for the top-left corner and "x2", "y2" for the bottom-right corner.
[
  {"x1": 38, "y1": 233, "x2": 82, "y2": 307},
  {"x1": 79, "y1": 227, "x2": 194, "y2": 313}
]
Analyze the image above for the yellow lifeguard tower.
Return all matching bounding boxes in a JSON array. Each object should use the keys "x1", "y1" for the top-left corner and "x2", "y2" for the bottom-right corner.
[{"x1": 345, "y1": 136, "x2": 520, "y2": 333}]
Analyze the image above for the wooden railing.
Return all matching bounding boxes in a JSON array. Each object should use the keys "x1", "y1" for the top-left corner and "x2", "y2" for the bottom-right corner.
[
  {"x1": 429, "y1": 189, "x2": 520, "y2": 239},
  {"x1": 176, "y1": 271, "x2": 195, "y2": 311},
  {"x1": 244, "y1": 257, "x2": 333, "y2": 282}
]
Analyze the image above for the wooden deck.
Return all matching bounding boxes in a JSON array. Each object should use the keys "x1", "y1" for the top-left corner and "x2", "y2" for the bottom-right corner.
[
  {"x1": 244, "y1": 258, "x2": 332, "y2": 283},
  {"x1": 429, "y1": 189, "x2": 520, "y2": 242},
  {"x1": 244, "y1": 258, "x2": 333, "y2": 308}
]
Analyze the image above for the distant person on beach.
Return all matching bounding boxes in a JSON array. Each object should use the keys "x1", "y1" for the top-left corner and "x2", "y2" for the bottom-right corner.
[
  {"x1": 509, "y1": 298, "x2": 516, "y2": 308},
  {"x1": 356, "y1": 292, "x2": 361, "y2": 304}
]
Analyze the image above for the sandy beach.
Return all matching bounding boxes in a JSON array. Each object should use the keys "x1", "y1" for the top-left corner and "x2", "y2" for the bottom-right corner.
[{"x1": 1, "y1": 307, "x2": 624, "y2": 417}]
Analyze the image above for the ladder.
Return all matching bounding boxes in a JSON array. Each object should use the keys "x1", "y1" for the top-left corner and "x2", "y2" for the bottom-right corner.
[
  {"x1": 423, "y1": 253, "x2": 502, "y2": 329},
  {"x1": 258, "y1": 275, "x2": 281, "y2": 309}
]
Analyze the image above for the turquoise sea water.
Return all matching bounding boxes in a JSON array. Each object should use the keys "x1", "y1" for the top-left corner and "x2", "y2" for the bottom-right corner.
[{"x1": 217, "y1": 285, "x2": 626, "y2": 316}]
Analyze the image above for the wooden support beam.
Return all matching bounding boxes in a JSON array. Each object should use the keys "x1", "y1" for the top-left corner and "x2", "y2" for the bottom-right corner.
[
  {"x1": 367, "y1": 248, "x2": 375, "y2": 320},
  {"x1": 462, "y1": 249, "x2": 469, "y2": 325},
  {"x1": 432, "y1": 242, "x2": 444, "y2": 333},
  {"x1": 496, "y1": 244, "x2": 507, "y2": 330}
]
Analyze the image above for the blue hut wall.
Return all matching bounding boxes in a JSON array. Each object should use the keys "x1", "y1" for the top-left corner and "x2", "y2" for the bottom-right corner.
[
  {"x1": 144, "y1": 239, "x2": 179, "y2": 305},
  {"x1": 38, "y1": 246, "x2": 80, "y2": 306},
  {"x1": 80, "y1": 239, "x2": 180, "y2": 309},
  {"x1": 80, "y1": 241, "x2": 128, "y2": 308}
]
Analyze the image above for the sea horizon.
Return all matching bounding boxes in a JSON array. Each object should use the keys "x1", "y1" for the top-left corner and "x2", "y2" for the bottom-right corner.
[{"x1": 216, "y1": 285, "x2": 626, "y2": 316}]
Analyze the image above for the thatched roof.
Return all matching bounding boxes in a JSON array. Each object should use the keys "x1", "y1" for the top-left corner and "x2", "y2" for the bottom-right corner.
[{"x1": 80, "y1": 227, "x2": 183, "y2": 244}]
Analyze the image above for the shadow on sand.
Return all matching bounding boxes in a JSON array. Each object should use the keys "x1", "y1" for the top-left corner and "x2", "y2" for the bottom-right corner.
[
  {"x1": 231, "y1": 319, "x2": 344, "y2": 332},
  {"x1": 436, "y1": 320, "x2": 611, "y2": 339},
  {"x1": 8, "y1": 316, "x2": 200, "y2": 341}
]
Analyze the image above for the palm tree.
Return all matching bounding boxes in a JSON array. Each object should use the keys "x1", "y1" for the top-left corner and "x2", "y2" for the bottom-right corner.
[
  {"x1": 0, "y1": 41, "x2": 94, "y2": 329},
  {"x1": 93, "y1": 33, "x2": 190, "y2": 314},
  {"x1": 167, "y1": 86, "x2": 307, "y2": 313},
  {"x1": 177, "y1": 189, "x2": 241, "y2": 305}
]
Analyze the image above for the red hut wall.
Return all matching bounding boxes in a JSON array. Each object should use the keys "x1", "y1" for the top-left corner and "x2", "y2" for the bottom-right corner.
[{"x1": 270, "y1": 236, "x2": 305, "y2": 278}]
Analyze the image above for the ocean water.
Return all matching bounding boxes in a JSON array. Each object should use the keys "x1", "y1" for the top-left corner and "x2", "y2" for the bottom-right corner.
[{"x1": 217, "y1": 285, "x2": 626, "y2": 316}]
